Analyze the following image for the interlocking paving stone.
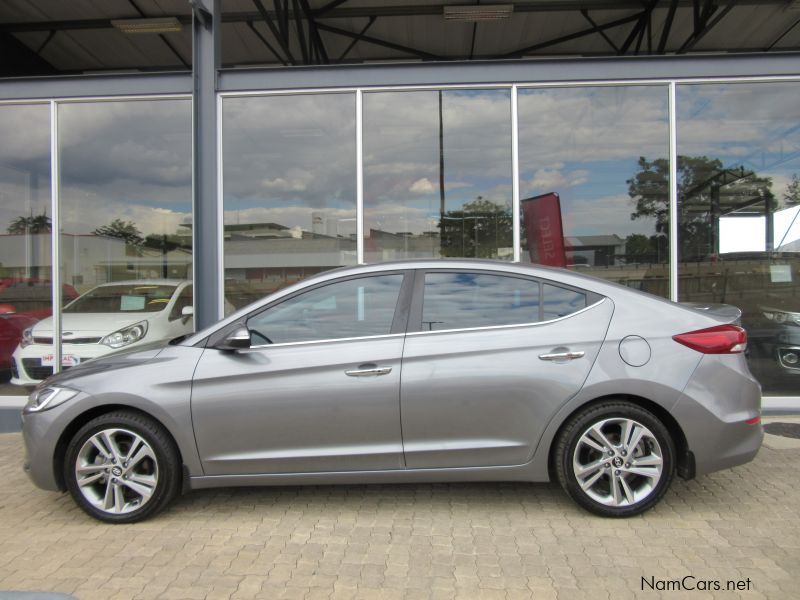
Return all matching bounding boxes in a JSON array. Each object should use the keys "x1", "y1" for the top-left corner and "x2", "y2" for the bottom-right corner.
[{"x1": 0, "y1": 431, "x2": 798, "y2": 599}]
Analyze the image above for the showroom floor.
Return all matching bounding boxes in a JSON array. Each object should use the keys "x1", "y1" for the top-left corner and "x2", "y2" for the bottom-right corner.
[{"x1": 0, "y1": 423, "x2": 798, "y2": 600}]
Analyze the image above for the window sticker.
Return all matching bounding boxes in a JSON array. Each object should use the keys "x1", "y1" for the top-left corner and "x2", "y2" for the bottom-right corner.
[
  {"x1": 770, "y1": 265, "x2": 792, "y2": 284},
  {"x1": 120, "y1": 295, "x2": 146, "y2": 311}
]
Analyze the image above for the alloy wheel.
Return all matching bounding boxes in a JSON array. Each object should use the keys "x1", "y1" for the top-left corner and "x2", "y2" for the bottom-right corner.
[
  {"x1": 572, "y1": 417, "x2": 664, "y2": 507},
  {"x1": 74, "y1": 427, "x2": 159, "y2": 515}
]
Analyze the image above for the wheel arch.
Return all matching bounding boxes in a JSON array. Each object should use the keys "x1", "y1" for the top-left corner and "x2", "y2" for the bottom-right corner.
[
  {"x1": 546, "y1": 394, "x2": 694, "y2": 482},
  {"x1": 52, "y1": 404, "x2": 185, "y2": 492}
]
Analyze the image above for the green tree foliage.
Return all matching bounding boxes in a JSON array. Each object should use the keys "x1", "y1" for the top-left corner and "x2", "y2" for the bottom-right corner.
[
  {"x1": 438, "y1": 197, "x2": 513, "y2": 259},
  {"x1": 785, "y1": 174, "x2": 800, "y2": 207},
  {"x1": 93, "y1": 218, "x2": 144, "y2": 246},
  {"x1": 627, "y1": 156, "x2": 774, "y2": 261},
  {"x1": 6, "y1": 212, "x2": 52, "y2": 234}
]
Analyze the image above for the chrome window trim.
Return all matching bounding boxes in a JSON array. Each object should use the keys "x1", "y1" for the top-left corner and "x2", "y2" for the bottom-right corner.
[
  {"x1": 244, "y1": 332, "x2": 406, "y2": 351},
  {"x1": 407, "y1": 297, "x2": 608, "y2": 338}
]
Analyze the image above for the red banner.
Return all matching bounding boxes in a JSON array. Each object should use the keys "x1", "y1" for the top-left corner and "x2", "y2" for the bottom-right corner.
[{"x1": 521, "y1": 192, "x2": 567, "y2": 267}]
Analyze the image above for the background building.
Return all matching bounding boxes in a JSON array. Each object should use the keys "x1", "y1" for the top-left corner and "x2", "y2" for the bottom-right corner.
[{"x1": 1, "y1": 0, "x2": 799, "y2": 405}]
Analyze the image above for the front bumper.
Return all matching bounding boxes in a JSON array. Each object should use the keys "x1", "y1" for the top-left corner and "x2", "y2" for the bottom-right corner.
[
  {"x1": 21, "y1": 406, "x2": 65, "y2": 491},
  {"x1": 11, "y1": 343, "x2": 113, "y2": 386}
]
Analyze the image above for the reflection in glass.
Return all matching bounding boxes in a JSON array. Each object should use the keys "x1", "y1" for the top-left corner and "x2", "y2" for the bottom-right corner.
[
  {"x1": 0, "y1": 104, "x2": 54, "y2": 394},
  {"x1": 222, "y1": 93, "x2": 357, "y2": 310},
  {"x1": 5, "y1": 99, "x2": 194, "y2": 387},
  {"x1": 422, "y1": 272, "x2": 539, "y2": 331},
  {"x1": 677, "y1": 82, "x2": 800, "y2": 395},
  {"x1": 518, "y1": 86, "x2": 670, "y2": 296},
  {"x1": 248, "y1": 274, "x2": 403, "y2": 343},
  {"x1": 363, "y1": 90, "x2": 513, "y2": 262}
]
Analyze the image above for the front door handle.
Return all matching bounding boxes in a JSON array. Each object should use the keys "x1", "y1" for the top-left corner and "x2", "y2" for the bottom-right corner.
[
  {"x1": 345, "y1": 363, "x2": 393, "y2": 377},
  {"x1": 539, "y1": 350, "x2": 585, "y2": 361}
]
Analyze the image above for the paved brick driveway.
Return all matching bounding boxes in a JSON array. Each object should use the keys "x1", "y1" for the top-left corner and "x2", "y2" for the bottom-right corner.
[{"x1": 0, "y1": 428, "x2": 798, "y2": 600}]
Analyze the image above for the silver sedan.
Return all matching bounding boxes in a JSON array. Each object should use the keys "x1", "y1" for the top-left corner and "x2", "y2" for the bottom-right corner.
[{"x1": 21, "y1": 260, "x2": 763, "y2": 522}]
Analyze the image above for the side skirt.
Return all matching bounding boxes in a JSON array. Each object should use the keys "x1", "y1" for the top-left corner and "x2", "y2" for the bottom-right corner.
[{"x1": 188, "y1": 463, "x2": 550, "y2": 490}]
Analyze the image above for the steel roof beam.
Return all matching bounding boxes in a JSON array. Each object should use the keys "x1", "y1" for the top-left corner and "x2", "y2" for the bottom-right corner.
[
  {"x1": 678, "y1": 2, "x2": 736, "y2": 53},
  {"x1": 337, "y1": 16, "x2": 375, "y2": 61},
  {"x1": 251, "y1": 0, "x2": 296, "y2": 64},
  {"x1": 580, "y1": 9, "x2": 619, "y2": 53},
  {"x1": 246, "y1": 21, "x2": 289, "y2": 65},
  {"x1": 658, "y1": 0, "x2": 680, "y2": 53},
  {"x1": 315, "y1": 21, "x2": 442, "y2": 60},
  {"x1": 502, "y1": 12, "x2": 641, "y2": 58}
]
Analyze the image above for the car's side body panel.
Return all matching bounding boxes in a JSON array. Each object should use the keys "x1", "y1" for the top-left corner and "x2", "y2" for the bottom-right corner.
[
  {"x1": 399, "y1": 299, "x2": 613, "y2": 469},
  {"x1": 190, "y1": 335, "x2": 406, "y2": 475}
]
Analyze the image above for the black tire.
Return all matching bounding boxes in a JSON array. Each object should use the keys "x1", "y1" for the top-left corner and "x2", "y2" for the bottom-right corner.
[
  {"x1": 64, "y1": 410, "x2": 181, "y2": 524},
  {"x1": 554, "y1": 401, "x2": 675, "y2": 518}
]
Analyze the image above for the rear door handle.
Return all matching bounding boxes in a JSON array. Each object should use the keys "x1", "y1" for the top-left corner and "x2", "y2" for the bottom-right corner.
[
  {"x1": 539, "y1": 351, "x2": 585, "y2": 361},
  {"x1": 345, "y1": 363, "x2": 393, "y2": 377}
]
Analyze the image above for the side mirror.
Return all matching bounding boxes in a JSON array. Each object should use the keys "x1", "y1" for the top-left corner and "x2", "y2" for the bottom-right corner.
[
  {"x1": 181, "y1": 305, "x2": 194, "y2": 323},
  {"x1": 0, "y1": 303, "x2": 16, "y2": 315},
  {"x1": 217, "y1": 326, "x2": 251, "y2": 351}
]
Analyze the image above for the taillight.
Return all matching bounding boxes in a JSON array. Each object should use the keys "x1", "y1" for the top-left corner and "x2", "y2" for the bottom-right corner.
[{"x1": 672, "y1": 324, "x2": 747, "y2": 354}]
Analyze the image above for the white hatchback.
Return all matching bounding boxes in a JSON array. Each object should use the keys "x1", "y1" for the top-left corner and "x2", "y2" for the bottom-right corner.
[{"x1": 11, "y1": 280, "x2": 193, "y2": 386}]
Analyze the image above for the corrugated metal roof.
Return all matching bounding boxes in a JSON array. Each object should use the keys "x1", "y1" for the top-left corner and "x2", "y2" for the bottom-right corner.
[{"x1": 0, "y1": 1, "x2": 798, "y2": 75}]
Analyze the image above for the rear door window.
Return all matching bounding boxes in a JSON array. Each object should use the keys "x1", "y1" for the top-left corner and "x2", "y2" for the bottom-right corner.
[{"x1": 422, "y1": 272, "x2": 540, "y2": 331}]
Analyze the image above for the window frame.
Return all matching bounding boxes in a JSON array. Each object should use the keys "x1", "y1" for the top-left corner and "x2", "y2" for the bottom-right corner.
[
  {"x1": 207, "y1": 269, "x2": 415, "y2": 349},
  {"x1": 407, "y1": 268, "x2": 604, "y2": 335}
]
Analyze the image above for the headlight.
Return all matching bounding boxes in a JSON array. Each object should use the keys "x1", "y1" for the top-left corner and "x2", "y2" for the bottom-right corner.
[
  {"x1": 19, "y1": 327, "x2": 34, "y2": 348},
  {"x1": 762, "y1": 309, "x2": 800, "y2": 326},
  {"x1": 101, "y1": 320, "x2": 148, "y2": 348},
  {"x1": 25, "y1": 386, "x2": 78, "y2": 413}
]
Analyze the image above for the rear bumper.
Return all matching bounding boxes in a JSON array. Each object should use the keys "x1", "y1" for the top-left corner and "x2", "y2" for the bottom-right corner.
[{"x1": 672, "y1": 353, "x2": 763, "y2": 477}]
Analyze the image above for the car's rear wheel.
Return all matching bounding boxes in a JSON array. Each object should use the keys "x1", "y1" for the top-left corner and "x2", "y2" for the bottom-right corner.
[
  {"x1": 554, "y1": 401, "x2": 675, "y2": 517},
  {"x1": 64, "y1": 410, "x2": 181, "y2": 523}
]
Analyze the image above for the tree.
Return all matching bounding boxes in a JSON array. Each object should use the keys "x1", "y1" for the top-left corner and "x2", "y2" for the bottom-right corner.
[
  {"x1": 93, "y1": 219, "x2": 144, "y2": 246},
  {"x1": 7, "y1": 212, "x2": 52, "y2": 234},
  {"x1": 627, "y1": 155, "x2": 775, "y2": 262},
  {"x1": 438, "y1": 197, "x2": 513, "y2": 259},
  {"x1": 784, "y1": 174, "x2": 800, "y2": 207}
]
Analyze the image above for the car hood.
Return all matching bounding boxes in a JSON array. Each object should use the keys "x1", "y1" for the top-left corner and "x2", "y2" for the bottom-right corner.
[
  {"x1": 43, "y1": 338, "x2": 173, "y2": 385},
  {"x1": 31, "y1": 313, "x2": 154, "y2": 337}
]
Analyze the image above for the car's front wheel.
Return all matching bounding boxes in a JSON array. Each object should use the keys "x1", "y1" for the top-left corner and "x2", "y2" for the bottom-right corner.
[
  {"x1": 554, "y1": 401, "x2": 675, "y2": 517},
  {"x1": 64, "y1": 410, "x2": 181, "y2": 523}
]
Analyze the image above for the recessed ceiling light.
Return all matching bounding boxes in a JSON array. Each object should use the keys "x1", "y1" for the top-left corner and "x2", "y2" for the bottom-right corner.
[
  {"x1": 444, "y1": 4, "x2": 514, "y2": 21},
  {"x1": 111, "y1": 17, "x2": 183, "y2": 34}
]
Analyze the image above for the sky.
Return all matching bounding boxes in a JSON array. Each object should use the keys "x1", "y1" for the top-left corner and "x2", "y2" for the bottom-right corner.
[{"x1": 1, "y1": 81, "x2": 799, "y2": 252}]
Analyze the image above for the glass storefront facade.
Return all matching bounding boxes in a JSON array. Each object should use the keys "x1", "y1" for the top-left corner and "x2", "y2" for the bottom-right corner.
[
  {"x1": 0, "y1": 98, "x2": 192, "y2": 395},
  {"x1": 1, "y1": 72, "x2": 799, "y2": 398}
]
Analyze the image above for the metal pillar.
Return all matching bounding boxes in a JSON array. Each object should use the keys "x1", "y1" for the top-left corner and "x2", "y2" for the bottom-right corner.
[{"x1": 191, "y1": 0, "x2": 221, "y2": 328}]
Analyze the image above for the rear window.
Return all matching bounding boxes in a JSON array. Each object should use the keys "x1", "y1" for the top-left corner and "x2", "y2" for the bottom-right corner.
[{"x1": 543, "y1": 284, "x2": 587, "y2": 319}]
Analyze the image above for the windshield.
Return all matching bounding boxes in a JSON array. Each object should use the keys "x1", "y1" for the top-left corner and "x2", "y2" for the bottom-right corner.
[{"x1": 64, "y1": 284, "x2": 178, "y2": 314}]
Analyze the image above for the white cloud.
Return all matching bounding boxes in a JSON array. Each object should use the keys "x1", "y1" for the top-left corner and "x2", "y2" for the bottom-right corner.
[
  {"x1": 525, "y1": 167, "x2": 590, "y2": 195},
  {"x1": 409, "y1": 178, "x2": 435, "y2": 194}
]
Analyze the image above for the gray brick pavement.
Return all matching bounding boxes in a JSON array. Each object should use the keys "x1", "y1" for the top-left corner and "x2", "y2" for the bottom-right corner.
[{"x1": 1, "y1": 431, "x2": 798, "y2": 599}]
